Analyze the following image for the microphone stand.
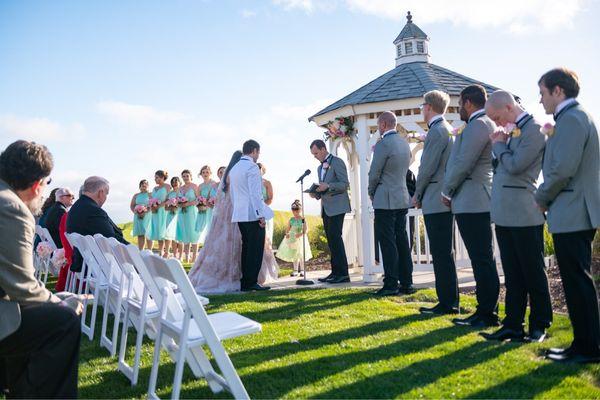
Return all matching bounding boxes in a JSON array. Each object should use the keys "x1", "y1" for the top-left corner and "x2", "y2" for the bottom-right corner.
[{"x1": 295, "y1": 174, "x2": 314, "y2": 286}]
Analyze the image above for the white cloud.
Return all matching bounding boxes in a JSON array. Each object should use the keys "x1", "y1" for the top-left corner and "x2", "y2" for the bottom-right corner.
[
  {"x1": 272, "y1": 0, "x2": 586, "y2": 33},
  {"x1": 0, "y1": 114, "x2": 86, "y2": 143},
  {"x1": 96, "y1": 100, "x2": 187, "y2": 127},
  {"x1": 241, "y1": 9, "x2": 258, "y2": 18}
]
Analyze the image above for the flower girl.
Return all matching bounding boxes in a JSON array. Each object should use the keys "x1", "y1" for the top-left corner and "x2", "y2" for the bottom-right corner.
[{"x1": 276, "y1": 200, "x2": 312, "y2": 276}]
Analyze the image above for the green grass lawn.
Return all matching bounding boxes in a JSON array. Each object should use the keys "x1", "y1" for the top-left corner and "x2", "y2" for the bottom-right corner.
[{"x1": 76, "y1": 288, "x2": 600, "y2": 399}]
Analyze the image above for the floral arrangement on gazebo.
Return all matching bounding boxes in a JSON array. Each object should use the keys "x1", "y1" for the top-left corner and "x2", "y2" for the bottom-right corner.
[{"x1": 324, "y1": 116, "x2": 354, "y2": 141}]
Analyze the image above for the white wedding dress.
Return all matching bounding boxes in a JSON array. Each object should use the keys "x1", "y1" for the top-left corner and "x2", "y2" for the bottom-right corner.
[{"x1": 188, "y1": 182, "x2": 279, "y2": 293}]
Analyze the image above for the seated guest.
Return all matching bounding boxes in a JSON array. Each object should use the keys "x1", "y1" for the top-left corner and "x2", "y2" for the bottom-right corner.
[
  {"x1": 66, "y1": 176, "x2": 129, "y2": 272},
  {"x1": 44, "y1": 187, "x2": 75, "y2": 248},
  {"x1": 33, "y1": 187, "x2": 59, "y2": 249},
  {"x1": 55, "y1": 211, "x2": 73, "y2": 292},
  {"x1": 0, "y1": 140, "x2": 83, "y2": 398}
]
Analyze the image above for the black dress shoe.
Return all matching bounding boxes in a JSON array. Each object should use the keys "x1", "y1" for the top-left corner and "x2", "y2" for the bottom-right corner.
[
  {"x1": 317, "y1": 273, "x2": 334, "y2": 283},
  {"x1": 546, "y1": 346, "x2": 573, "y2": 356},
  {"x1": 480, "y1": 326, "x2": 526, "y2": 342},
  {"x1": 399, "y1": 285, "x2": 416, "y2": 295},
  {"x1": 375, "y1": 287, "x2": 400, "y2": 296},
  {"x1": 527, "y1": 329, "x2": 548, "y2": 343},
  {"x1": 328, "y1": 275, "x2": 350, "y2": 284},
  {"x1": 453, "y1": 314, "x2": 499, "y2": 328},
  {"x1": 241, "y1": 284, "x2": 271, "y2": 292},
  {"x1": 419, "y1": 304, "x2": 459, "y2": 315},
  {"x1": 546, "y1": 352, "x2": 600, "y2": 364}
]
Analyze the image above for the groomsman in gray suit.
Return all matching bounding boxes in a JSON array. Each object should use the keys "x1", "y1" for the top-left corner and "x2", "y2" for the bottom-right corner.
[
  {"x1": 369, "y1": 111, "x2": 414, "y2": 296},
  {"x1": 310, "y1": 139, "x2": 351, "y2": 284},
  {"x1": 535, "y1": 68, "x2": 600, "y2": 364},
  {"x1": 442, "y1": 85, "x2": 500, "y2": 328},
  {"x1": 413, "y1": 90, "x2": 459, "y2": 314},
  {"x1": 482, "y1": 90, "x2": 553, "y2": 342}
]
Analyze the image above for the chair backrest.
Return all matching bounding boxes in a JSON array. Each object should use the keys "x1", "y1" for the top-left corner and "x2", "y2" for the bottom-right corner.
[
  {"x1": 35, "y1": 225, "x2": 45, "y2": 239},
  {"x1": 93, "y1": 234, "x2": 123, "y2": 287},
  {"x1": 87, "y1": 235, "x2": 119, "y2": 286},
  {"x1": 41, "y1": 227, "x2": 58, "y2": 250},
  {"x1": 140, "y1": 253, "x2": 218, "y2": 338},
  {"x1": 107, "y1": 239, "x2": 147, "y2": 302},
  {"x1": 71, "y1": 233, "x2": 107, "y2": 285}
]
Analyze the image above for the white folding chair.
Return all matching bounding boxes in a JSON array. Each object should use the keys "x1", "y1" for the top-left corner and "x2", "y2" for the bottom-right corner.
[
  {"x1": 67, "y1": 233, "x2": 108, "y2": 340},
  {"x1": 63, "y1": 233, "x2": 84, "y2": 293},
  {"x1": 90, "y1": 234, "x2": 126, "y2": 356},
  {"x1": 116, "y1": 243, "x2": 209, "y2": 386},
  {"x1": 34, "y1": 225, "x2": 51, "y2": 285},
  {"x1": 41, "y1": 227, "x2": 58, "y2": 250},
  {"x1": 139, "y1": 251, "x2": 261, "y2": 400}
]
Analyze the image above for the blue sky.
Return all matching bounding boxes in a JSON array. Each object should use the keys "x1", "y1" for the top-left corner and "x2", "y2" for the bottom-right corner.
[{"x1": 1, "y1": 0, "x2": 599, "y2": 222}]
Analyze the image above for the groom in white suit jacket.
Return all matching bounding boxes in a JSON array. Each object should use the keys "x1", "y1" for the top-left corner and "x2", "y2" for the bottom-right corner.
[{"x1": 229, "y1": 140, "x2": 274, "y2": 291}]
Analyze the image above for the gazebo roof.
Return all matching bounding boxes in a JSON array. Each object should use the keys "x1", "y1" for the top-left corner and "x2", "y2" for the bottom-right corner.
[{"x1": 310, "y1": 61, "x2": 501, "y2": 120}]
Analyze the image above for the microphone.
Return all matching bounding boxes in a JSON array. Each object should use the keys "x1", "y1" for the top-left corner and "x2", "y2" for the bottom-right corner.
[{"x1": 296, "y1": 169, "x2": 311, "y2": 183}]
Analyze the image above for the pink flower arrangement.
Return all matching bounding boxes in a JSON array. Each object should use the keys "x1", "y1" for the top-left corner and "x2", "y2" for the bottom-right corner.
[
  {"x1": 541, "y1": 122, "x2": 555, "y2": 136},
  {"x1": 207, "y1": 197, "x2": 216, "y2": 208},
  {"x1": 50, "y1": 248, "x2": 67, "y2": 276},
  {"x1": 322, "y1": 162, "x2": 330, "y2": 170},
  {"x1": 134, "y1": 204, "x2": 148, "y2": 219},
  {"x1": 324, "y1": 116, "x2": 354, "y2": 141},
  {"x1": 451, "y1": 125, "x2": 465, "y2": 136},
  {"x1": 36, "y1": 242, "x2": 53, "y2": 259},
  {"x1": 197, "y1": 196, "x2": 208, "y2": 212},
  {"x1": 177, "y1": 196, "x2": 188, "y2": 213},
  {"x1": 148, "y1": 198, "x2": 161, "y2": 213},
  {"x1": 165, "y1": 197, "x2": 178, "y2": 213}
]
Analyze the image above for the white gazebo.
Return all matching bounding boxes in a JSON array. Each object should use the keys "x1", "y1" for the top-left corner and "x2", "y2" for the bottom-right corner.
[{"x1": 309, "y1": 12, "x2": 501, "y2": 282}]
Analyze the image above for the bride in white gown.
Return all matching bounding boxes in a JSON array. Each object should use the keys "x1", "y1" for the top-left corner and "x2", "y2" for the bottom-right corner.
[{"x1": 188, "y1": 151, "x2": 279, "y2": 293}]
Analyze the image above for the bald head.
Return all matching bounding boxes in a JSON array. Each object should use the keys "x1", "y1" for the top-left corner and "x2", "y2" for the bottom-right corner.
[
  {"x1": 485, "y1": 90, "x2": 523, "y2": 127},
  {"x1": 486, "y1": 90, "x2": 517, "y2": 110},
  {"x1": 377, "y1": 111, "x2": 397, "y2": 132}
]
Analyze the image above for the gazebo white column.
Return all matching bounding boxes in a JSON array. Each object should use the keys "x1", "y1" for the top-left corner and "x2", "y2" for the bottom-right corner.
[{"x1": 354, "y1": 114, "x2": 377, "y2": 282}]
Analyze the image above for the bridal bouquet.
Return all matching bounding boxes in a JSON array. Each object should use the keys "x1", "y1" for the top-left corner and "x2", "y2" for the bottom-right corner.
[
  {"x1": 50, "y1": 248, "x2": 67, "y2": 276},
  {"x1": 177, "y1": 196, "x2": 188, "y2": 213},
  {"x1": 207, "y1": 197, "x2": 216, "y2": 208},
  {"x1": 134, "y1": 204, "x2": 148, "y2": 219},
  {"x1": 407, "y1": 131, "x2": 427, "y2": 143},
  {"x1": 165, "y1": 197, "x2": 178, "y2": 214},
  {"x1": 148, "y1": 198, "x2": 161, "y2": 213},
  {"x1": 36, "y1": 241, "x2": 53, "y2": 259},
  {"x1": 196, "y1": 196, "x2": 208, "y2": 212},
  {"x1": 324, "y1": 116, "x2": 354, "y2": 140}
]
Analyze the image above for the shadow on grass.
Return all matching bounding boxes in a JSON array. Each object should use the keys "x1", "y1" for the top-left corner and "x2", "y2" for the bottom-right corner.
[
  {"x1": 311, "y1": 339, "x2": 525, "y2": 399},
  {"x1": 466, "y1": 361, "x2": 587, "y2": 399}
]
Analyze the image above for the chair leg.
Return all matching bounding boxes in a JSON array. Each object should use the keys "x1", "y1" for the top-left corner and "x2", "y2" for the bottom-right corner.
[
  {"x1": 117, "y1": 308, "x2": 134, "y2": 384},
  {"x1": 147, "y1": 324, "x2": 164, "y2": 399},
  {"x1": 188, "y1": 347, "x2": 224, "y2": 393},
  {"x1": 171, "y1": 337, "x2": 188, "y2": 400}
]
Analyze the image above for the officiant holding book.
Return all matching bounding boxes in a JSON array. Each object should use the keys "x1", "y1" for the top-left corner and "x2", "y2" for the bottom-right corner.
[{"x1": 309, "y1": 139, "x2": 351, "y2": 284}]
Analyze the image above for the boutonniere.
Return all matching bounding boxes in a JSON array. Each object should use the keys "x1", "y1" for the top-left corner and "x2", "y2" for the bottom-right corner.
[
  {"x1": 541, "y1": 122, "x2": 555, "y2": 137},
  {"x1": 504, "y1": 123, "x2": 521, "y2": 138},
  {"x1": 322, "y1": 162, "x2": 330, "y2": 169},
  {"x1": 451, "y1": 125, "x2": 465, "y2": 137}
]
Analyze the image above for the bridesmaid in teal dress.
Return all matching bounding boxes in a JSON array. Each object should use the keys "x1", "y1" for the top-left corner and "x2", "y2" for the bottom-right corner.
[
  {"x1": 146, "y1": 170, "x2": 171, "y2": 256},
  {"x1": 178, "y1": 169, "x2": 200, "y2": 263},
  {"x1": 164, "y1": 176, "x2": 182, "y2": 259},
  {"x1": 195, "y1": 165, "x2": 218, "y2": 244},
  {"x1": 130, "y1": 179, "x2": 151, "y2": 250}
]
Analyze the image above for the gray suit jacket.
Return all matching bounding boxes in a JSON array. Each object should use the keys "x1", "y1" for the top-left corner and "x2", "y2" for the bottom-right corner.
[
  {"x1": 414, "y1": 118, "x2": 453, "y2": 215},
  {"x1": 318, "y1": 155, "x2": 351, "y2": 217},
  {"x1": 442, "y1": 112, "x2": 495, "y2": 214},
  {"x1": 535, "y1": 102, "x2": 600, "y2": 233},
  {"x1": 491, "y1": 115, "x2": 546, "y2": 227},
  {"x1": 368, "y1": 131, "x2": 411, "y2": 210},
  {"x1": 0, "y1": 179, "x2": 60, "y2": 341}
]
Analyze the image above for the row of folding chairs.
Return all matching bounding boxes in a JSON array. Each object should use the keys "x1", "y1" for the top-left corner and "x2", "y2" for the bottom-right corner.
[
  {"x1": 33, "y1": 225, "x2": 58, "y2": 285},
  {"x1": 64, "y1": 233, "x2": 261, "y2": 399}
]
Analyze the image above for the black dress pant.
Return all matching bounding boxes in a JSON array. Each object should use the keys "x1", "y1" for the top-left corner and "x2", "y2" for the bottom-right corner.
[
  {"x1": 0, "y1": 303, "x2": 80, "y2": 399},
  {"x1": 375, "y1": 215, "x2": 415, "y2": 262},
  {"x1": 495, "y1": 225, "x2": 553, "y2": 331},
  {"x1": 375, "y1": 208, "x2": 413, "y2": 289},
  {"x1": 424, "y1": 212, "x2": 458, "y2": 309},
  {"x1": 553, "y1": 229, "x2": 600, "y2": 356},
  {"x1": 238, "y1": 221, "x2": 265, "y2": 289},
  {"x1": 322, "y1": 211, "x2": 349, "y2": 277},
  {"x1": 455, "y1": 212, "x2": 499, "y2": 316}
]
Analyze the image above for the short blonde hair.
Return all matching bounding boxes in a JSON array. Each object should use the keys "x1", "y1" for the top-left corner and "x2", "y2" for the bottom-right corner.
[{"x1": 423, "y1": 90, "x2": 450, "y2": 114}]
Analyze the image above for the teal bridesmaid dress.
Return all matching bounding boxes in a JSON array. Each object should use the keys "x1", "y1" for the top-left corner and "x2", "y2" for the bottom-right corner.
[
  {"x1": 195, "y1": 183, "x2": 217, "y2": 243},
  {"x1": 147, "y1": 186, "x2": 168, "y2": 241},
  {"x1": 132, "y1": 192, "x2": 151, "y2": 236},
  {"x1": 178, "y1": 187, "x2": 200, "y2": 244},
  {"x1": 165, "y1": 190, "x2": 179, "y2": 241}
]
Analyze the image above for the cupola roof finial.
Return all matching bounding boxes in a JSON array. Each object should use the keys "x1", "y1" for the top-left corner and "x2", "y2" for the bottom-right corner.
[{"x1": 407, "y1": 11, "x2": 412, "y2": 23}]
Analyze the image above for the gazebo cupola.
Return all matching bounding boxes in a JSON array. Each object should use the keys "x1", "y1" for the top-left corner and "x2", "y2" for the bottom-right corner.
[{"x1": 394, "y1": 11, "x2": 430, "y2": 66}]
